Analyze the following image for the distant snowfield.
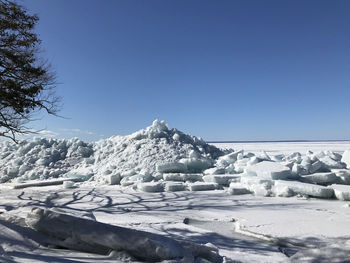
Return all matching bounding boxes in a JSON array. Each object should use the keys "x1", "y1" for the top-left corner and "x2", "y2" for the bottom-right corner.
[{"x1": 211, "y1": 141, "x2": 350, "y2": 155}]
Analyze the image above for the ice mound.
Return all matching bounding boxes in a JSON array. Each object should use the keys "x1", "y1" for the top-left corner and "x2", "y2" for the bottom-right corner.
[
  {"x1": 0, "y1": 137, "x2": 93, "y2": 183},
  {"x1": 0, "y1": 120, "x2": 223, "y2": 184},
  {"x1": 2, "y1": 120, "x2": 350, "y2": 202},
  {"x1": 88, "y1": 120, "x2": 223, "y2": 183}
]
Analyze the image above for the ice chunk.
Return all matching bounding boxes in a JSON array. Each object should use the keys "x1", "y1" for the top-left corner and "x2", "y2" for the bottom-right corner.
[
  {"x1": 12, "y1": 178, "x2": 84, "y2": 189},
  {"x1": 25, "y1": 208, "x2": 223, "y2": 262},
  {"x1": 180, "y1": 158, "x2": 212, "y2": 173},
  {"x1": 319, "y1": 156, "x2": 346, "y2": 169},
  {"x1": 66, "y1": 167, "x2": 94, "y2": 181},
  {"x1": 165, "y1": 182, "x2": 186, "y2": 192},
  {"x1": 137, "y1": 182, "x2": 164, "y2": 192},
  {"x1": 330, "y1": 184, "x2": 350, "y2": 201},
  {"x1": 247, "y1": 156, "x2": 259, "y2": 166},
  {"x1": 108, "y1": 174, "x2": 121, "y2": 185},
  {"x1": 308, "y1": 160, "x2": 323, "y2": 174},
  {"x1": 182, "y1": 173, "x2": 203, "y2": 182},
  {"x1": 120, "y1": 174, "x2": 153, "y2": 186},
  {"x1": 341, "y1": 150, "x2": 350, "y2": 168},
  {"x1": 62, "y1": 181, "x2": 76, "y2": 189},
  {"x1": 300, "y1": 157, "x2": 311, "y2": 172},
  {"x1": 301, "y1": 172, "x2": 339, "y2": 185},
  {"x1": 284, "y1": 152, "x2": 302, "y2": 162},
  {"x1": 216, "y1": 150, "x2": 243, "y2": 167},
  {"x1": 188, "y1": 182, "x2": 218, "y2": 191},
  {"x1": 324, "y1": 150, "x2": 342, "y2": 161},
  {"x1": 156, "y1": 162, "x2": 187, "y2": 173},
  {"x1": 234, "y1": 158, "x2": 251, "y2": 173},
  {"x1": 7, "y1": 166, "x2": 19, "y2": 177},
  {"x1": 172, "y1": 133, "x2": 181, "y2": 141},
  {"x1": 163, "y1": 173, "x2": 203, "y2": 182},
  {"x1": 245, "y1": 161, "x2": 291, "y2": 180},
  {"x1": 331, "y1": 169, "x2": 350, "y2": 184},
  {"x1": 271, "y1": 154, "x2": 285, "y2": 162},
  {"x1": 65, "y1": 173, "x2": 94, "y2": 182},
  {"x1": 240, "y1": 176, "x2": 275, "y2": 188},
  {"x1": 203, "y1": 167, "x2": 225, "y2": 175},
  {"x1": 228, "y1": 183, "x2": 251, "y2": 195},
  {"x1": 203, "y1": 174, "x2": 240, "y2": 186},
  {"x1": 275, "y1": 180, "x2": 334, "y2": 198},
  {"x1": 272, "y1": 184, "x2": 294, "y2": 197},
  {"x1": 239, "y1": 176, "x2": 274, "y2": 197},
  {"x1": 291, "y1": 163, "x2": 301, "y2": 176},
  {"x1": 163, "y1": 173, "x2": 184, "y2": 182},
  {"x1": 255, "y1": 151, "x2": 271, "y2": 161},
  {"x1": 248, "y1": 184, "x2": 272, "y2": 197},
  {"x1": 313, "y1": 151, "x2": 326, "y2": 159}
]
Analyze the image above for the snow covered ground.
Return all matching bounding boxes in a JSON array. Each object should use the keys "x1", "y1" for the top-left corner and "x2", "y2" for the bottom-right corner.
[
  {"x1": 0, "y1": 122, "x2": 350, "y2": 262},
  {"x1": 0, "y1": 185, "x2": 350, "y2": 262}
]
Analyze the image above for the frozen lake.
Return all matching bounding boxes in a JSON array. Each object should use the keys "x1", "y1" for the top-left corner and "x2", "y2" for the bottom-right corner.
[{"x1": 211, "y1": 140, "x2": 350, "y2": 155}]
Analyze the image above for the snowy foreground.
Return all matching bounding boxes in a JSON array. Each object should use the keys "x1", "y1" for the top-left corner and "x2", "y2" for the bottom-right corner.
[
  {"x1": 1, "y1": 185, "x2": 350, "y2": 262},
  {"x1": 0, "y1": 121, "x2": 350, "y2": 262}
]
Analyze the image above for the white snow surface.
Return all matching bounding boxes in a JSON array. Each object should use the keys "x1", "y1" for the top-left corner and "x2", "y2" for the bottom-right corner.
[{"x1": 1, "y1": 185, "x2": 350, "y2": 262}]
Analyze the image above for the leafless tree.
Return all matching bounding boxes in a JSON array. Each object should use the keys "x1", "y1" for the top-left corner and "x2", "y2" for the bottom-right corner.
[{"x1": 0, "y1": 0, "x2": 61, "y2": 142}]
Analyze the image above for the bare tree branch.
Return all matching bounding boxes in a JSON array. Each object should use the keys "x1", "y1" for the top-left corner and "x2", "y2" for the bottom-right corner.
[{"x1": 0, "y1": 0, "x2": 61, "y2": 142}]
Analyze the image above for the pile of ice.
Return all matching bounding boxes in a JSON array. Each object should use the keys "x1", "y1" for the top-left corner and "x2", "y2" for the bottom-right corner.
[
  {"x1": 222, "y1": 149, "x2": 350, "y2": 200},
  {"x1": 0, "y1": 137, "x2": 93, "y2": 183},
  {"x1": 84, "y1": 120, "x2": 223, "y2": 184},
  {"x1": 1, "y1": 120, "x2": 350, "y2": 201},
  {"x1": 0, "y1": 120, "x2": 224, "y2": 184}
]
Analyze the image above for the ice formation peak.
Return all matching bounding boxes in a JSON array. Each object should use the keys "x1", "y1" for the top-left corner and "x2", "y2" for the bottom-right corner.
[
  {"x1": 130, "y1": 119, "x2": 169, "y2": 140},
  {"x1": 149, "y1": 119, "x2": 168, "y2": 133}
]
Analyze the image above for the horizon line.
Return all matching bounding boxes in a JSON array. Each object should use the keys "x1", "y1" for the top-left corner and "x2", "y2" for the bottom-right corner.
[{"x1": 208, "y1": 139, "x2": 350, "y2": 143}]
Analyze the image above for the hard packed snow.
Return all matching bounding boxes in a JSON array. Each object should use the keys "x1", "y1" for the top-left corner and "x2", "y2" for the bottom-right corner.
[{"x1": 1, "y1": 185, "x2": 350, "y2": 263}]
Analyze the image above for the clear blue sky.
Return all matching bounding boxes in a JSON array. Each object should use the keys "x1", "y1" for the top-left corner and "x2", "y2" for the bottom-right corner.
[{"x1": 22, "y1": 0, "x2": 350, "y2": 141}]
